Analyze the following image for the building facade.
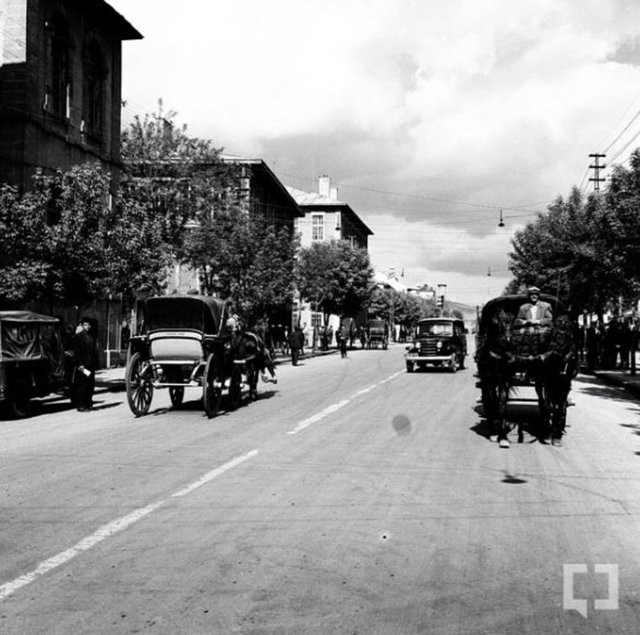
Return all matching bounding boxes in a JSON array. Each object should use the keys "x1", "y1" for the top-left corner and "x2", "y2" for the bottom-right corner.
[
  {"x1": 0, "y1": 0, "x2": 141, "y2": 189},
  {"x1": 287, "y1": 175, "x2": 372, "y2": 250},
  {"x1": 286, "y1": 175, "x2": 374, "y2": 343}
]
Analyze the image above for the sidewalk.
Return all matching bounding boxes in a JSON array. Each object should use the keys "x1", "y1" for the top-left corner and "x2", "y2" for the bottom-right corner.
[{"x1": 94, "y1": 346, "x2": 340, "y2": 391}]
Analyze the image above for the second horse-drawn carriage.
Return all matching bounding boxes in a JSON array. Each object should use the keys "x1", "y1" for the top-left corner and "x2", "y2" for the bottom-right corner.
[
  {"x1": 125, "y1": 296, "x2": 268, "y2": 418},
  {"x1": 475, "y1": 292, "x2": 578, "y2": 447}
]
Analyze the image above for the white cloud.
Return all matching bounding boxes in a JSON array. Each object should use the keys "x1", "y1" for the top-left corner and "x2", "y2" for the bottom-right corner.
[{"x1": 109, "y1": 0, "x2": 640, "y2": 303}]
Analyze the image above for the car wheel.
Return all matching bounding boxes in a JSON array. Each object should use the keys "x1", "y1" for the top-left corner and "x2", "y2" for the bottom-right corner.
[
  {"x1": 406, "y1": 361, "x2": 414, "y2": 373},
  {"x1": 449, "y1": 353, "x2": 458, "y2": 373}
]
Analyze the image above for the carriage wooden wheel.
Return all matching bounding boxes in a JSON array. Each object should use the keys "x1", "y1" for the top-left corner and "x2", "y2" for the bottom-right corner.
[
  {"x1": 203, "y1": 353, "x2": 223, "y2": 418},
  {"x1": 126, "y1": 352, "x2": 154, "y2": 417}
]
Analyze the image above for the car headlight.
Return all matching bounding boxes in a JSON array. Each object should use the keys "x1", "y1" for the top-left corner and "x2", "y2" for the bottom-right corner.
[{"x1": 436, "y1": 341, "x2": 442, "y2": 350}]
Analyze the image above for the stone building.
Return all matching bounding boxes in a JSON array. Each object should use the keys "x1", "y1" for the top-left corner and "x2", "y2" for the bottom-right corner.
[{"x1": 0, "y1": 0, "x2": 141, "y2": 189}]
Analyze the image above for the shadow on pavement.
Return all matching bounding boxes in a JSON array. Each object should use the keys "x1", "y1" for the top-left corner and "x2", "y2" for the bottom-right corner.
[{"x1": 573, "y1": 375, "x2": 640, "y2": 405}]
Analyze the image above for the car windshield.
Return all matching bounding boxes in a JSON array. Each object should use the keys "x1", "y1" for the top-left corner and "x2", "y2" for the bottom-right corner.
[{"x1": 418, "y1": 322, "x2": 453, "y2": 336}]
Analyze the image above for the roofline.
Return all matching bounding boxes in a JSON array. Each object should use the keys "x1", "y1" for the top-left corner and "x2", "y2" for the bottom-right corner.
[
  {"x1": 100, "y1": 0, "x2": 143, "y2": 39},
  {"x1": 221, "y1": 156, "x2": 304, "y2": 218},
  {"x1": 297, "y1": 203, "x2": 374, "y2": 236}
]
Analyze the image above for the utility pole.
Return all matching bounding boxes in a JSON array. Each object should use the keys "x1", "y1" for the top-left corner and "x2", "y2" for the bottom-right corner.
[{"x1": 588, "y1": 153, "x2": 606, "y2": 193}]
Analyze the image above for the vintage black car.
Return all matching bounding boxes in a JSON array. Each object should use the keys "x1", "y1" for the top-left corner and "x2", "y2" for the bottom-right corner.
[
  {"x1": 405, "y1": 317, "x2": 467, "y2": 372},
  {"x1": 0, "y1": 311, "x2": 66, "y2": 417}
]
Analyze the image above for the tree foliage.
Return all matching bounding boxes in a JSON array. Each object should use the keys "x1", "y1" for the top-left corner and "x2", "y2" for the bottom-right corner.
[
  {"x1": 295, "y1": 240, "x2": 374, "y2": 319},
  {"x1": 180, "y1": 208, "x2": 298, "y2": 322},
  {"x1": 0, "y1": 164, "x2": 172, "y2": 307},
  {"x1": 122, "y1": 102, "x2": 299, "y2": 320},
  {"x1": 367, "y1": 287, "x2": 435, "y2": 325},
  {"x1": 508, "y1": 165, "x2": 640, "y2": 316}
]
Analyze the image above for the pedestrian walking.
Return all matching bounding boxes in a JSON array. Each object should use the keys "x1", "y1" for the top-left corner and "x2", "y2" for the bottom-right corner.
[
  {"x1": 338, "y1": 324, "x2": 348, "y2": 358},
  {"x1": 289, "y1": 325, "x2": 305, "y2": 366},
  {"x1": 71, "y1": 317, "x2": 100, "y2": 412}
]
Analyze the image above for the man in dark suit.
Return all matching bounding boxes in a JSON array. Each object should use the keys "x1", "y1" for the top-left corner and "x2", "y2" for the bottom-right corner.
[
  {"x1": 72, "y1": 317, "x2": 100, "y2": 412},
  {"x1": 288, "y1": 326, "x2": 305, "y2": 366},
  {"x1": 514, "y1": 286, "x2": 553, "y2": 329}
]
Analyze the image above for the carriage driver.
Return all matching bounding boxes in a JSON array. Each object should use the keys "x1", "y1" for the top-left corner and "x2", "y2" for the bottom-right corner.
[{"x1": 514, "y1": 286, "x2": 553, "y2": 330}]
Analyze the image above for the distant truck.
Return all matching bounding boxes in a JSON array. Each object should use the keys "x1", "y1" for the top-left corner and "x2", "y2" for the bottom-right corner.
[
  {"x1": 404, "y1": 317, "x2": 467, "y2": 373},
  {"x1": 0, "y1": 311, "x2": 66, "y2": 417}
]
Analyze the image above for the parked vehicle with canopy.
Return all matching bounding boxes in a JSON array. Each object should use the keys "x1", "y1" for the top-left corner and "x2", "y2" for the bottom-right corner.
[
  {"x1": 0, "y1": 311, "x2": 65, "y2": 418},
  {"x1": 126, "y1": 295, "x2": 240, "y2": 418},
  {"x1": 366, "y1": 319, "x2": 389, "y2": 349}
]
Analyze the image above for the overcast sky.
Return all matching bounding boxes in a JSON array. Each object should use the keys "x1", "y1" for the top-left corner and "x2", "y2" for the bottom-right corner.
[{"x1": 108, "y1": 0, "x2": 640, "y2": 306}]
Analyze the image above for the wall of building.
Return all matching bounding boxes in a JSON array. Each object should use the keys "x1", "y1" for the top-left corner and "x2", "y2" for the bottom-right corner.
[{"x1": 0, "y1": 0, "x2": 132, "y2": 188}]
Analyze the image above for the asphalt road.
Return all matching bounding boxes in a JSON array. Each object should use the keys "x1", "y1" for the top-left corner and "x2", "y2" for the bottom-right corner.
[{"x1": 2, "y1": 344, "x2": 640, "y2": 634}]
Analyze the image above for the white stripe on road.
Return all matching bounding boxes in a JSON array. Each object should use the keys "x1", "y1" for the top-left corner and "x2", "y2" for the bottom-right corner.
[
  {"x1": 0, "y1": 449, "x2": 258, "y2": 602},
  {"x1": 172, "y1": 449, "x2": 259, "y2": 498},
  {"x1": 286, "y1": 370, "x2": 404, "y2": 435},
  {"x1": 286, "y1": 399, "x2": 351, "y2": 435}
]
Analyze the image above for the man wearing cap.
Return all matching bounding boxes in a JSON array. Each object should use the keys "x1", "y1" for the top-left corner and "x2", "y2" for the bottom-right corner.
[
  {"x1": 515, "y1": 286, "x2": 553, "y2": 329},
  {"x1": 71, "y1": 317, "x2": 100, "y2": 412}
]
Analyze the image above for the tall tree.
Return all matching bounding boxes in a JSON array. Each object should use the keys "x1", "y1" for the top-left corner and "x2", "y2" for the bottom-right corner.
[
  {"x1": 295, "y1": 240, "x2": 374, "y2": 321},
  {"x1": 0, "y1": 164, "x2": 172, "y2": 308},
  {"x1": 180, "y1": 208, "x2": 298, "y2": 322},
  {"x1": 508, "y1": 186, "x2": 627, "y2": 316}
]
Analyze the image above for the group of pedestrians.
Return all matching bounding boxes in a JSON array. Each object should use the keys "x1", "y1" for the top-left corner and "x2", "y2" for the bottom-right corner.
[{"x1": 582, "y1": 317, "x2": 638, "y2": 373}]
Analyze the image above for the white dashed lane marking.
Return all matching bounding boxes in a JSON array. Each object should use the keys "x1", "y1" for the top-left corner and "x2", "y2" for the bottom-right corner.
[
  {"x1": 0, "y1": 449, "x2": 259, "y2": 602},
  {"x1": 286, "y1": 370, "x2": 403, "y2": 435}
]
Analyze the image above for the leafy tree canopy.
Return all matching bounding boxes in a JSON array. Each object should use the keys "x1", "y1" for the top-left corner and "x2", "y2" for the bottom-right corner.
[{"x1": 295, "y1": 240, "x2": 374, "y2": 319}]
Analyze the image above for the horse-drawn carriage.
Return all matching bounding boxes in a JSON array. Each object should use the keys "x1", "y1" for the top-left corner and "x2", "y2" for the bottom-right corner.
[
  {"x1": 126, "y1": 296, "x2": 268, "y2": 418},
  {"x1": 475, "y1": 293, "x2": 578, "y2": 447},
  {"x1": 366, "y1": 319, "x2": 389, "y2": 349}
]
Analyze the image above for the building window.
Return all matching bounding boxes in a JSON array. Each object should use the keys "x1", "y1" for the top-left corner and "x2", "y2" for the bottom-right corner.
[
  {"x1": 311, "y1": 214, "x2": 324, "y2": 241},
  {"x1": 83, "y1": 40, "x2": 106, "y2": 137},
  {"x1": 311, "y1": 312, "x2": 323, "y2": 328},
  {"x1": 45, "y1": 12, "x2": 71, "y2": 119}
]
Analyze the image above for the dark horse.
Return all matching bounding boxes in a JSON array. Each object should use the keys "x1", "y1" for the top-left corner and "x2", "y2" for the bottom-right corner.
[
  {"x1": 539, "y1": 315, "x2": 578, "y2": 445},
  {"x1": 477, "y1": 309, "x2": 515, "y2": 448},
  {"x1": 478, "y1": 309, "x2": 577, "y2": 448},
  {"x1": 229, "y1": 330, "x2": 277, "y2": 405}
]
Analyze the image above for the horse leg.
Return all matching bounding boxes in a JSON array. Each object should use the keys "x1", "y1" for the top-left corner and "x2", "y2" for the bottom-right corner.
[
  {"x1": 497, "y1": 381, "x2": 510, "y2": 448},
  {"x1": 248, "y1": 362, "x2": 259, "y2": 400},
  {"x1": 551, "y1": 379, "x2": 570, "y2": 445},
  {"x1": 535, "y1": 379, "x2": 551, "y2": 443}
]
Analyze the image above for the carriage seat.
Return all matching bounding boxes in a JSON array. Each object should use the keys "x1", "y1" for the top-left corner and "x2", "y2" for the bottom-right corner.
[{"x1": 149, "y1": 331, "x2": 203, "y2": 362}]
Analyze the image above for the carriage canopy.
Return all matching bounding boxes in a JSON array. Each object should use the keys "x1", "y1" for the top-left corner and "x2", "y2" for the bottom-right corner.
[
  {"x1": 0, "y1": 311, "x2": 61, "y2": 362},
  {"x1": 478, "y1": 293, "x2": 564, "y2": 332},
  {"x1": 143, "y1": 296, "x2": 226, "y2": 335}
]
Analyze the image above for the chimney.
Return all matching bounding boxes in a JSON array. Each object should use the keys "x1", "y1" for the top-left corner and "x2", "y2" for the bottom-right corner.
[
  {"x1": 330, "y1": 186, "x2": 338, "y2": 200},
  {"x1": 318, "y1": 174, "x2": 330, "y2": 197}
]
